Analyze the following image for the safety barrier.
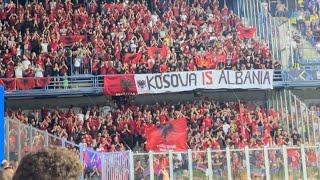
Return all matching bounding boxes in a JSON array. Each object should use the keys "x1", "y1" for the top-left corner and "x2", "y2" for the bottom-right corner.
[
  {"x1": 267, "y1": 90, "x2": 320, "y2": 145},
  {"x1": 4, "y1": 118, "x2": 130, "y2": 180},
  {"x1": 1, "y1": 70, "x2": 286, "y2": 97},
  {"x1": 5, "y1": 117, "x2": 320, "y2": 180}
]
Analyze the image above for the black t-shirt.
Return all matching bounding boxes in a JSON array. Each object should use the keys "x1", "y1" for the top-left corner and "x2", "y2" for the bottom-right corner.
[
  {"x1": 225, "y1": 63, "x2": 232, "y2": 70},
  {"x1": 291, "y1": 133, "x2": 300, "y2": 145}
]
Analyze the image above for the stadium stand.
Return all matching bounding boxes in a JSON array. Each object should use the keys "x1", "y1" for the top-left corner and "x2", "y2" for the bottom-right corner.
[
  {"x1": 5, "y1": 100, "x2": 301, "y2": 152},
  {"x1": 2, "y1": 0, "x2": 320, "y2": 180},
  {"x1": 0, "y1": 0, "x2": 278, "y2": 81}
]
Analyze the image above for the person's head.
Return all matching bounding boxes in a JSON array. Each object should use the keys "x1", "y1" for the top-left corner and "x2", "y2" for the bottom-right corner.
[
  {"x1": 1, "y1": 160, "x2": 10, "y2": 169},
  {"x1": 13, "y1": 147, "x2": 83, "y2": 180}
]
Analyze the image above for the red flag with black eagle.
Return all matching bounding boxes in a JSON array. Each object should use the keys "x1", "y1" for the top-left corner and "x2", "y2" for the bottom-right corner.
[
  {"x1": 148, "y1": 46, "x2": 169, "y2": 59},
  {"x1": 238, "y1": 27, "x2": 256, "y2": 39},
  {"x1": 0, "y1": 79, "x2": 16, "y2": 91},
  {"x1": 145, "y1": 118, "x2": 187, "y2": 152},
  {"x1": 16, "y1": 78, "x2": 35, "y2": 90},
  {"x1": 103, "y1": 75, "x2": 137, "y2": 96},
  {"x1": 123, "y1": 53, "x2": 142, "y2": 64}
]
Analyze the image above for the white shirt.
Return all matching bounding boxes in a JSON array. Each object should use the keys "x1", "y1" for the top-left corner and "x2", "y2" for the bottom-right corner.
[
  {"x1": 15, "y1": 66, "x2": 23, "y2": 78},
  {"x1": 41, "y1": 43, "x2": 49, "y2": 53},
  {"x1": 77, "y1": 113, "x2": 85, "y2": 122},
  {"x1": 35, "y1": 68, "x2": 44, "y2": 77},
  {"x1": 222, "y1": 123, "x2": 230, "y2": 134},
  {"x1": 151, "y1": 14, "x2": 158, "y2": 23},
  {"x1": 22, "y1": 59, "x2": 31, "y2": 70},
  {"x1": 75, "y1": 58, "x2": 81, "y2": 67}
]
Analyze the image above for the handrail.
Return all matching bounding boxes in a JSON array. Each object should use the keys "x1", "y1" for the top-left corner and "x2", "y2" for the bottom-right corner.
[
  {"x1": 4, "y1": 69, "x2": 320, "y2": 96},
  {"x1": 0, "y1": 69, "x2": 285, "y2": 91}
]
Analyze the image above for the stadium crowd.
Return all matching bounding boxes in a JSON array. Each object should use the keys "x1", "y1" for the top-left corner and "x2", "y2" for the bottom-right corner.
[
  {"x1": 6, "y1": 99, "x2": 302, "y2": 153},
  {"x1": 293, "y1": 0, "x2": 320, "y2": 47},
  {"x1": 0, "y1": 0, "x2": 280, "y2": 80}
]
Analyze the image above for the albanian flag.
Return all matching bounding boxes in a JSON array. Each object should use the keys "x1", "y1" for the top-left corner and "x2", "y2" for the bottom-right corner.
[
  {"x1": 0, "y1": 79, "x2": 16, "y2": 91},
  {"x1": 145, "y1": 118, "x2": 187, "y2": 152},
  {"x1": 103, "y1": 75, "x2": 137, "y2": 96},
  {"x1": 123, "y1": 53, "x2": 142, "y2": 64},
  {"x1": 148, "y1": 46, "x2": 169, "y2": 59},
  {"x1": 238, "y1": 27, "x2": 256, "y2": 39}
]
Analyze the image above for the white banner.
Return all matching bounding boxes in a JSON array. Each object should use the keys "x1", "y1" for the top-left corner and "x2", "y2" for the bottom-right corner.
[{"x1": 134, "y1": 70, "x2": 274, "y2": 94}]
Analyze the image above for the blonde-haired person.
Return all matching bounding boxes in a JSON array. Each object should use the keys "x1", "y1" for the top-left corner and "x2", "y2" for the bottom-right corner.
[
  {"x1": 13, "y1": 147, "x2": 83, "y2": 180},
  {"x1": 0, "y1": 160, "x2": 14, "y2": 180}
]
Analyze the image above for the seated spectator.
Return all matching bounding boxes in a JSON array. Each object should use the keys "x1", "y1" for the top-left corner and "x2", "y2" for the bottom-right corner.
[{"x1": 12, "y1": 147, "x2": 83, "y2": 180}]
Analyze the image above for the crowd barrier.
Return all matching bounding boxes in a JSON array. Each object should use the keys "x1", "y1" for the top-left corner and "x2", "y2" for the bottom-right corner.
[
  {"x1": 5, "y1": 116, "x2": 320, "y2": 180},
  {"x1": 268, "y1": 90, "x2": 320, "y2": 145}
]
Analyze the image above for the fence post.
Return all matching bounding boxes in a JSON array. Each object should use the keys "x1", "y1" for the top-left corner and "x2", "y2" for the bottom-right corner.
[
  {"x1": 169, "y1": 150, "x2": 174, "y2": 179},
  {"x1": 280, "y1": 90, "x2": 284, "y2": 126},
  {"x1": 61, "y1": 138, "x2": 66, "y2": 147},
  {"x1": 17, "y1": 123, "x2": 22, "y2": 161},
  {"x1": 188, "y1": 149, "x2": 193, "y2": 180},
  {"x1": 294, "y1": 95, "x2": 299, "y2": 134},
  {"x1": 44, "y1": 131, "x2": 49, "y2": 147},
  {"x1": 226, "y1": 147, "x2": 232, "y2": 180},
  {"x1": 245, "y1": 146, "x2": 251, "y2": 180},
  {"x1": 28, "y1": 124, "x2": 33, "y2": 149},
  {"x1": 101, "y1": 154, "x2": 106, "y2": 180},
  {"x1": 288, "y1": 91, "x2": 294, "y2": 131},
  {"x1": 79, "y1": 143, "x2": 85, "y2": 180},
  {"x1": 299, "y1": 101, "x2": 305, "y2": 144},
  {"x1": 282, "y1": 146, "x2": 289, "y2": 180},
  {"x1": 5, "y1": 118, "x2": 9, "y2": 161},
  {"x1": 237, "y1": 0, "x2": 240, "y2": 17},
  {"x1": 305, "y1": 107, "x2": 311, "y2": 144},
  {"x1": 263, "y1": 146, "x2": 270, "y2": 180},
  {"x1": 149, "y1": 151, "x2": 154, "y2": 180},
  {"x1": 311, "y1": 110, "x2": 316, "y2": 144},
  {"x1": 288, "y1": 20, "x2": 294, "y2": 66},
  {"x1": 129, "y1": 151, "x2": 134, "y2": 180},
  {"x1": 300, "y1": 144, "x2": 308, "y2": 180},
  {"x1": 284, "y1": 90, "x2": 290, "y2": 132},
  {"x1": 207, "y1": 148, "x2": 213, "y2": 180}
]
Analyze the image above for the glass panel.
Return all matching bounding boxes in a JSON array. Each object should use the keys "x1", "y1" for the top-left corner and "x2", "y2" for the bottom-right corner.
[
  {"x1": 30, "y1": 128, "x2": 45, "y2": 152},
  {"x1": 211, "y1": 149, "x2": 228, "y2": 180},
  {"x1": 268, "y1": 148, "x2": 285, "y2": 179},
  {"x1": 105, "y1": 152, "x2": 130, "y2": 180},
  {"x1": 20, "y1": 124, "x2": 30, "y2": 158},
  {"x1": 48, "y1": 134, "x2": 62, "y2": 147},
  {"x1": 287, "y1": 147, "x2": 303, "y2": 179},
  {"x1": 153, "y1": 153, "x2": 170, "y2": 180},
  {"x1": 8, "y1": 120, "x2": 18, "y2": 162},
  {"x1": 133, "y1": 154, "x2": 150, "y2": 180},
  {"x1": 192, "y1": 151, "x2": 207, "y2": 179},
  {"x1": 230, "y1": 150, "x2": 247, "y2": 180},
  {"x1": 64, "y1": 141, "x2": 80, "y2": 154},
  {"x1": 83, "y1": 149, "x2": 102, "y2": 180},
  {"x1": 305, "y1": 146, "x2": 320, "y2": 179},
  {"x1": 249, "y1": 150, "x2": 266, "y2": 179},
  {"x1": 172, "y1": 152, "x2": 189, "y2": 180}
]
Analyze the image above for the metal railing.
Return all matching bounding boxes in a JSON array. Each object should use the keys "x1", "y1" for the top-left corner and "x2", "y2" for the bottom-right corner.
[
  {"x1": 1, "y1": 70, "x2": 285, "y2": 96},
  {"x1": 267, "y1": 90, "x2": 320, "y2": 145},
  {"x1": 5, "y1": 118, "x2": 130, "y2": 180},
  {"x1": 5, "y1": 118, "x2": 320, "y2": 180},
  {"x1": 3, "y1": 69, "x2": 320, "y2": 96}
]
